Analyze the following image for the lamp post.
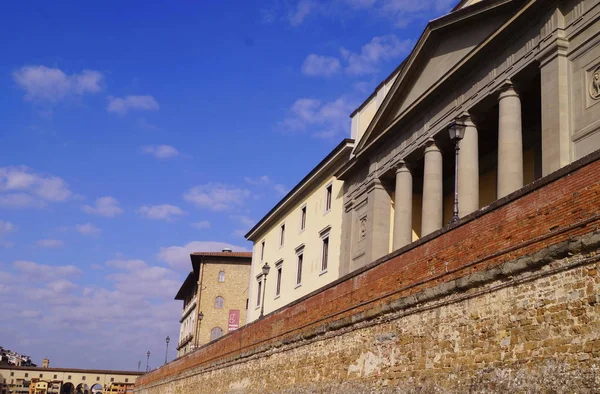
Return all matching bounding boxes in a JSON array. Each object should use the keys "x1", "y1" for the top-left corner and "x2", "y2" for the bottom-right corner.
[
  {"x1": 164, "y1": 336, "x2": 170, "y2": 365},
  {"x1": 194, "y1": 311, "x2": 204, "y2": 349},
  {"x1": 145, "y1": 351, "x2": 150, "y2": 372},
  {"x1": 137, "y1": 361, "x2": 141, "y2": 372},
  {"x1": 259, "y1": 262, "x2": 270, "y2": 319},
  {"x1": 448, "y1": 119, "x2": 466, "y2": 224}
]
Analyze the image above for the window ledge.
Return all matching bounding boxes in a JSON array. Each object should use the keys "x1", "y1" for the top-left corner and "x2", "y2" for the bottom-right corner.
[
  {"x1": 274, "y1": 294, "x2": 280, "y2": 300},
  {"x1": 294, "y1": 283, "x2": 302, "y2": 289},
  {"x1": 319, "y1": 269, "x2": 328, "y2": 276}
]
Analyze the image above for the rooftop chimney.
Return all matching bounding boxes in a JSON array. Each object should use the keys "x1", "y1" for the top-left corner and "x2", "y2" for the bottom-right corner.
[{"x1": 222, "y1": 248, "x2": 232, "y2": 253}]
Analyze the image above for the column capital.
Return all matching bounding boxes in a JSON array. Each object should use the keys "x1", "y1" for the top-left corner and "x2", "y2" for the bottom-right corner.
[
  {"x1": 424, "y1": 138, "x2": 441, "y2": 154},
  {"x1": 498, "y1": 80, "x2": 519, "y2": 100},
  {"x1": 457, "y1": 112, "x2": 475, "y2": 128},
  {"x1": 394, "y1": 160, "x2": 412, "y2": 174}
]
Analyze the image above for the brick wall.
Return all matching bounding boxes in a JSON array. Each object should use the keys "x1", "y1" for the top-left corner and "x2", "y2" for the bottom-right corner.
[{"x1": 136, "y1": 151, "x2": 600, "y2": 393}]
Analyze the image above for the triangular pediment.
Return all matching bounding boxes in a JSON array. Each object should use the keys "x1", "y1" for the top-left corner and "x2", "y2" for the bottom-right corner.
[{"x1": 354, "y1": 0, "x2": 524, "y2": 155}]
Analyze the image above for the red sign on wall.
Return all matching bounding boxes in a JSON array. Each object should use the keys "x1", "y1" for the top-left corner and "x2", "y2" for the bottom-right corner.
[{"x1": 228, "y1": 309, "x2": 240, "y2": 332}]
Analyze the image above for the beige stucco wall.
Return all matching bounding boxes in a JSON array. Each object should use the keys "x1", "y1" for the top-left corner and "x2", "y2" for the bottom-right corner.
[
  {"x1": 351, "y1": 75, "x2": 397, "y2": 146},
  {"x1": 247, "y1": 175, "x2": 344, "y2": 323}
]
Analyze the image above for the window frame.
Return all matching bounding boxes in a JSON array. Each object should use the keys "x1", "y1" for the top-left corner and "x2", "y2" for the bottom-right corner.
[
  {"x1": 299, "y1": 205, "x2": 307, "y2": 232},
  {"x1": 275, "y1": 260, "x2": 283, "y2": 298},
  {"x1": 320, "y1": 230, "x2": 330, "y2": 274},
  {"x1": 214, "y1": 296, "x2": 224, "y2": 309},
  {"x1": 218, "y1": 271, "x2": 225, "y2": 282},
  {"x1": 295, "y1": 245, "x2": 305, "y2": 287},
  {"x1": 260, "y1": 240, "x2": 265, "y2": 261},
  {"x1": 279, "y1": 222, "x2": 285, "y2": 247},
  {"x1": 324, "y1": 183, "x2": 333, "y2": 213},
  {"x1": 256, "y1": 275, "x2": 263, "y2": 308},
  {"x1": 210, "y1": 327, "x2": 223, "y2": 341}
]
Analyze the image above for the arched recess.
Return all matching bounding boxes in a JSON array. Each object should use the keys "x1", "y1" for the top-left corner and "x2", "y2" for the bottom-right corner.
[
  {"x1": 75, "y1": 383, "x2": 89, "y2": 394},
  {"x1": 210, "y1": 326, "x2": 223, "y2": 340},
  {"x1": 214, "y1": 296, "x2": 224, "y2": 308},
  {"x1": 90, "y1": 383, "x2": 103, "y2": 394},
  {"x1": 60, "y1": 383, "x2": 75, "y2": 394}
]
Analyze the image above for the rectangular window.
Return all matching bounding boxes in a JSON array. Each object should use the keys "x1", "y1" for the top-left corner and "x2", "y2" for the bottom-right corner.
[
  {"x1": 39, "y1": 374, "x2": 43, "y2": 378},
  {"x1": 125, "y1": 378, "x2": 129, "y2": 383},
  {"x1": 275, "y1": 263, "x2": 283, "y2": 296},
  {"x1": 296, "y1": 252, "x2": 303, "y2": 285},
  {"x1": 82, "y1": 376, "x2": 86, "y2": 381},
  {"x1": 260, "y1": 241, "x2": 265, "y2": 261},
  {"x1": 96, "y1": 377, "x2": 100, "y2": 381},
  {"x1": 68, "y1": 376, "x2": 71, "y2": 380},
  {"x1": 321, "y1": 236, "x2": 329, "y2": 272},
  {"x1": 280, "y1": 223, "x2": 285, "y2": 246},
  {"x1": 10, "y1": 373, "x2": 14, "y2": 377},
  {"x1": 24, "y1": 374, "x2": 28, "y2": 378},
  {"x1": 256, "y1": 279, "x2": 262, "y2": 307},
  {"x1": 325, "y1": 184, "x2": 332, "y2": 212},
  {"x1": 54, "y1": 375, "x2": 57, "y2": 379},
  {"x1": 300, "y1": 206, "x2": 306, "y2": 231}
]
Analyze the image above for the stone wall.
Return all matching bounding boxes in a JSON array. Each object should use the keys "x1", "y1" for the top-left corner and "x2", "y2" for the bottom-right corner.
[{"x1": 135, "y1": 152, "x2": 600, "y2": 393}]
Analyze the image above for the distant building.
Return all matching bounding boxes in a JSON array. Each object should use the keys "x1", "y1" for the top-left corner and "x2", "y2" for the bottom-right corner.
[
  {"x1": 245, "y1": 139, "x2": 354, "y2": 323},
  {"x1": 0, "y1": 365, "x2": 139, "y2": 394},
  {"x1": 175, "y1": 250, "x2": 252, "y2": 357}
]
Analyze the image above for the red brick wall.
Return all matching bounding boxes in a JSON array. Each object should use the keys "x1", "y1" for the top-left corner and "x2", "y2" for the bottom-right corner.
[{"x1": 137, "y1": 151, "x2": 600, "y2": 388}]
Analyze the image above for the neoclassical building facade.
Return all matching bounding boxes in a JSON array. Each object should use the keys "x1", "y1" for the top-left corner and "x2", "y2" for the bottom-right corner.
[{"x1": 338, "y1": 0, "x2": 600, "y2": 275}]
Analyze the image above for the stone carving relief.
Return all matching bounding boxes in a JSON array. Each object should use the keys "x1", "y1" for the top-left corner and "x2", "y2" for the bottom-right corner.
[
  {"x1": 590, "y1": 66, "x2": 600, "y2": 100},
  {"x1": 359, "y1": 217, "x2": 367, "y2": 240}
]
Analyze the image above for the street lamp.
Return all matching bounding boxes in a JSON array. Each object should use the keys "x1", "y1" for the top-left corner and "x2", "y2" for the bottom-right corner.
[
  {"x1": 145, "y1": 351, "x2": 150, "y2": 372},
  {"x1": 164, "y1": 336, "x2": 170, "y2": 365},
  {"x1": 137, "y1": 361, "x2": 141, "y2": 372},
  {"x1": 448, "y1": 119, "x2": 466, "y2": 224},
  {"x1": 194, "y1": 311, "x2": 204, "y2": 349},
  {"x1": 259, "y1": 262, "x2": 270, "y2": 319}
]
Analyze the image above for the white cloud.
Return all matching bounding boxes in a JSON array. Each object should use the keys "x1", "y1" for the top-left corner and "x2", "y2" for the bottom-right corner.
[
  {"x1": 183, "y1": 183, "x2": 251, "y2": 211},
  {"x1": 301, "y1": 54, "x2": 341, "y2": 77},
  {"x1": 0, "y1": 166, "x2": 72, "y2": 209},
  {"x1": 12, "y1": 261, "x2": 80, "y2": 282},
  {"x1": 279, "y1": 96, "x2": 355, "y2": 139},
  {"x1": 12, "y1": 65, "x2": 103, "y2": 102},
  {"x1": 36, "y1": 239, "x2": 64, "y2": 248},
  {"x1": 341, "y1": 35, "x2": 412, "y2": 75},
  {"x1": 137, "y1": 204, "x2": 185, "y2": 221},
  {"x1": 191, "y1": 220, "x2": 211, "y2": 230},
  {"x1": 82, "y1": 196, "x2": 123, "y2": 217},
  {"x1": 107, "y1": 95, "x2": 159, "y2": 115},
  {"x1": 158, "y1": 241, "x2": 250, "y2": 271},
  {"x1": 76, "y1": 223, "x2": 101, "y2": 236},
  {"x1": 141, "y1": 145, "x2": 180, "y2": 159}
]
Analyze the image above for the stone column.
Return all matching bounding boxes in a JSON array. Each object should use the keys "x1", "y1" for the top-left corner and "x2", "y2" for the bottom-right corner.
[
  {"x1": 393, "y1": 161, "x2": 412, "y2": 250},
  {"x1": 458, "y1": 115, "x2": 479, "y2": 216},
  {"x1": 421, "y1": 139, "x2": 443, "y2": 236},
  {"x1": 497, "y1": 81, "x2": 523, "y2": 199},
  {"x1": 365, "y1": 178, "x2": 391, "y2": 262}
]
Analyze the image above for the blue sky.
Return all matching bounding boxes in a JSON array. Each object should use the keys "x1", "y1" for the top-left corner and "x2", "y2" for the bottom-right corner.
[{"x1": 0, "y1": 0, "x2": 454, "y2": 371}]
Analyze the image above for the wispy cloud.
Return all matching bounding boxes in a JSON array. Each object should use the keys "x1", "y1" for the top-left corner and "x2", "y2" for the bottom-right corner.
[
  {"x1": 107, "y1": 95, "x2": 159, "y2": 115},
  {"x1": 13, "y1": 65, "x2": 103, "y2": 103},
  {"x1": 82, "y1": 196, "x2": 123, "y2": 217},
  {"x1": 137, "y1": 204, "x2": 185, "y2": 221},
  {"x1": 12, "y1": 260, "x2": 80, "y2": 282},
  {"x1": 141, "y1": 145, "x2": 180, "y2": 159},
  {"x1": 244, "y1": 176, "x2": 287, "y2": 196},
  {"x1": 76, "y1": 223, "x2": 101, "y2": 236},
  {"x1": 158, "y1": 241, "x2": 250, "y2": 271},
  {"x1": 183, "y1": 183, "x2": 251, "y2": 212},
  {"x1": 341, "y1": 35, "x2": 411, "y2": 75},
  {"x1": 301, "y1": 54, "x2": 341, "y2": 77},
  {"x1": 191, "y1": 220, "x2": 211, "y2": 230},
  {"x1": 0, "y1": 166, "x2": 73, "y2": 209},
  {"x1": 35, "y1": 239, "x2": 64, "y2": 248},
  {"x1": 279, "y1": 96, "x2": 355, "y2": 139},
  {"x1": 0, "y1": 220, "x2": 16, "y2": 247}
]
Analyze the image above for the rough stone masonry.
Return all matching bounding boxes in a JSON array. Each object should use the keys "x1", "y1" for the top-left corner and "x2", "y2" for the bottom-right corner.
[{"x1": 135, "y1": 154, "x2": 600, "y2": 393}]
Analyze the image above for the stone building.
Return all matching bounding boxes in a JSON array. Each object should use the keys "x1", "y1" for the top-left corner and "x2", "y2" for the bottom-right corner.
[
  {"x1": 174, "y1": 250, "x2": 251, "y2": 357},
  {"x1": 245, "y1": 139, "x2": 354, "y2": 323},
  {"x1": 338, "y1": 0, "x2": 600, "y2": 274}
]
